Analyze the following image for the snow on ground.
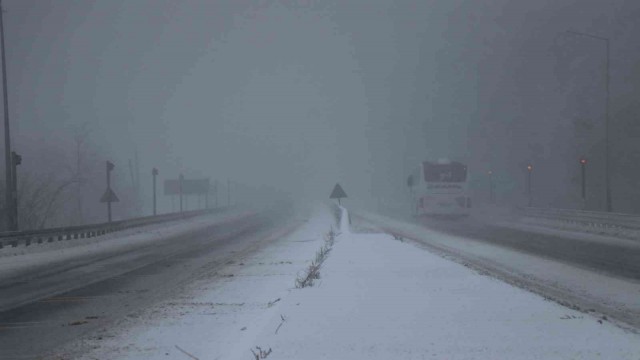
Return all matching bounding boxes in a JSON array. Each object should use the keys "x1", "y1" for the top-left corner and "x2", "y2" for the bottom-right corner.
[
  {"x1": 356, "y1": 211, "x2": 640, "y2": 329},
  {"x1": 474, "y1": 203, "x2": 640, "y2": 245},
  {"x1": 0, "y1": 209, "x2": 254, "y2": 281},
  {"x1": 73, "y1": 206, "x2": 640, "y2": 360},
  {"x1": 71, "y1": 204, "x2": 335, "y2": 360}
]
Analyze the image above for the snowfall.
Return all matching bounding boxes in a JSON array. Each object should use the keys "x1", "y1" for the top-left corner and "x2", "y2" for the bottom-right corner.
[{"x1": 56, "y1": 204, "x2": 640, "y2": 360}]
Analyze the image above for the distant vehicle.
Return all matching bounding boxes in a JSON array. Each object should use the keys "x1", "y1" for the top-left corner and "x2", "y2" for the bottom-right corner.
[{"x1": 407, "y1": 159, "x2": 471, "y2": 217}]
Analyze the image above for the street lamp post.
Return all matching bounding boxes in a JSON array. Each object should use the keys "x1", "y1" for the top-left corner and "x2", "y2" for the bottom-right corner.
[
  {"x1": 566, "y1": 30, "x2": 611, "y2": 212},
  {"x1": 0, "y1": 0, "x2": 14, "y2": 231}
]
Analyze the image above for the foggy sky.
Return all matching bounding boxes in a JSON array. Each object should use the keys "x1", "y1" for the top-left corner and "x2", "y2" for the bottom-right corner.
[{"x1": 2, "y1": 0, "x2": 639, "y2": 216}]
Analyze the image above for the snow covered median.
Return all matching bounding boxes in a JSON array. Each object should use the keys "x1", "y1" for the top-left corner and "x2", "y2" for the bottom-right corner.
[{"x1": 74, "y1": 206, "x2": 640, "y2": 359}]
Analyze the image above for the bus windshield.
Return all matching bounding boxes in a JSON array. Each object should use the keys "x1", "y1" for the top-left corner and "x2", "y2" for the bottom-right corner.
[{"x1": 423, "y1": 162, "x2": 467, "y2": 183}]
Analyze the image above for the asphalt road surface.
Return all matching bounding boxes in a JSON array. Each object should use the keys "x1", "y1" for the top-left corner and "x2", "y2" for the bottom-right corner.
[
  {"x1": 415, "y1": 214, "x2": 640, "y2": 281},
  {"x1": 0, "y1": 211, "x2": 295, "y2": 360}
]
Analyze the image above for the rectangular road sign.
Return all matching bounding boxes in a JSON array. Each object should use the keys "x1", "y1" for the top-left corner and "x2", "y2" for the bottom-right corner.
[{"x1": 164, "y1": 178, "x2": 210, "y2": 195}]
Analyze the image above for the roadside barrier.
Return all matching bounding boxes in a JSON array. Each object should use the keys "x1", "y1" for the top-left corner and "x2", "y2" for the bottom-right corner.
[
  {"x1": 519, "y1": 207, "x2": 640, "y2": 240},
  {"x1": 0, "y1": 208, "x2": 228, "y2": 250}
]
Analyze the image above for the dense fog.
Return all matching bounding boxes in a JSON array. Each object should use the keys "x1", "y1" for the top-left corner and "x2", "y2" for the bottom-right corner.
[{"x1": 1, "y1": 0, "x2": 639, "y2": 228}]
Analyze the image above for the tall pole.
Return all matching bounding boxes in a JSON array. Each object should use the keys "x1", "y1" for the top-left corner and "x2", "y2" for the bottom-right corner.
[
  {"x1": 605, "y1": 38, "x2": 611, "y2": 212},
  {"x1": 566, "y1": 30, "x2": 611, "y2": 212},
  {"x1": 0, "y1": 1, "x2": 14, "y2": 231},
  {"x1": 580, "y1": 158, "x2": 587, "y2": 204},
  {"x1": 227, "y1": 178, "x2": 230, "y2": 207},
  {"x1": 152, "y1": 168, "x2": 158, "y2": 216}
]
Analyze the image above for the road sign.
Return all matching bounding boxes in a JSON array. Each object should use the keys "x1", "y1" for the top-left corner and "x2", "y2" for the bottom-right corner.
[
  {"x1": 164, "y1": 178, "x2": 210, "y2": 195},
  {"x1": 330, "y1": 183, "x2": 347, "y2": 204},
  {"x1": 100, "y1": 187, "x2": 119, "y2": 203}
]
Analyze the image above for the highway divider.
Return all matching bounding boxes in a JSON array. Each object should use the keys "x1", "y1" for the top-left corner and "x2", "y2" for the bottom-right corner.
[
  {"x1": 0, "y1": 208, "x2": 228, "y2": 250},
  {"x1": 519, "y1": 207, "x2": 640, "y2": 239}
]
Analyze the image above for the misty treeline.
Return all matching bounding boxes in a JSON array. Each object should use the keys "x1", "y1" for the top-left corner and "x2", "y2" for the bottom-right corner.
[
  {"x1": 409, "y1": 0, "x2": 640, "y2": 214},
  {"x1": 0, "y1": 123, "x2": 142, "y2": 231}
]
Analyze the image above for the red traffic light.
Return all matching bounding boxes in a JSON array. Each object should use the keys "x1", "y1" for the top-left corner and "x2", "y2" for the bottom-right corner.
[{"x1": 580, "y1": 158, "x2": 587, "y2": 165}]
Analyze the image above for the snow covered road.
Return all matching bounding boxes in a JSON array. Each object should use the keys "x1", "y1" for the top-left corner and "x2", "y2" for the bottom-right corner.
[
  {"x1": 0, "y1": 209, "x2": 294, "y2": 359},
  {"x1": 56, "y1": 205, "x2": 640, "y2": 360}
]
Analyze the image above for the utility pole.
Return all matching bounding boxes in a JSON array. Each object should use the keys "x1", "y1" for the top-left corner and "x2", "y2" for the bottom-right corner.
[
  {"x1": 0, "y1": 0, "x2": 14, "y2": 231},
  {"x1": 152, "y1": 168, "x2": 158, "y2": 216},
  {"x1": 566, "y1": 30, "x2": 611, "y2": 212}
]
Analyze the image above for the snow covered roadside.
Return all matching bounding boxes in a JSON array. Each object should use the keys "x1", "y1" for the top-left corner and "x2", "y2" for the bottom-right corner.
[
  {"x1": 355, "y1": 211, "x2": 640, "y2": 330},
  {"x1": 0, "y1": 209, "x2": 254, "y2": 283},
  {"x1": 70, "y1": 205, "x2": 337, "y2": 360},
  {"x1": 474, "y1": 204, "x2": 640, "y2": 244},
  {"x1": 215, "y1": 208, "x2": 640, "y2": 359}
]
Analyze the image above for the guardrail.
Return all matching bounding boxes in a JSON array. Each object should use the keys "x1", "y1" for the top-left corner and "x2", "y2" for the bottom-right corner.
[
  {"x1": 519, "y1": 207, "x2": 640, "y2": 238},
  {"x1": 0, "y1": 208, "x2": 227, "y2": 250}
]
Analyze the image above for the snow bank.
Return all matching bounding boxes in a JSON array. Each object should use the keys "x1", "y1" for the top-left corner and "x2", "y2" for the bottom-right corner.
[
  {"x1": 239, "y1": 216, "x2": 640, "y2": 359},
  {"x1": 355, "y1": 211, "x2": 640, "y2": 330}
]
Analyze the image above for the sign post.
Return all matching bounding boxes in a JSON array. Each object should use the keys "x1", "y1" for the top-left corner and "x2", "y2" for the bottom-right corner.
[
  {"x1": 329, "y1": 183, "x2": 348, "y2": 205},
  {"x1": 100, "y1": 161, "x2": 119, "y2": 222},
  {"x1": 164, "y1": 177, "x2": 210, "y2": 212},
  {"x1": 580, "y1": 158, "x2": 587, "y2": 201}
]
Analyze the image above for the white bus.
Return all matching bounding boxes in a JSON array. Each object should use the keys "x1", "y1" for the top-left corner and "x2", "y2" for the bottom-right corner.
[{"x1": 407, "y1": 159, "x2": 471, "y2": 217}]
